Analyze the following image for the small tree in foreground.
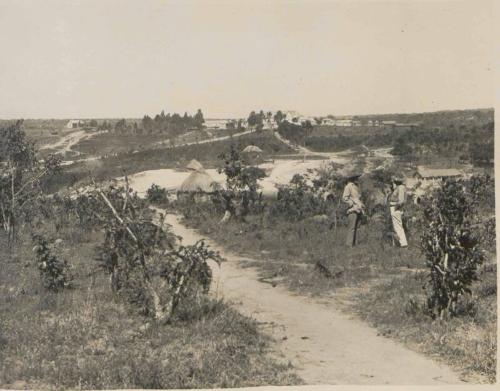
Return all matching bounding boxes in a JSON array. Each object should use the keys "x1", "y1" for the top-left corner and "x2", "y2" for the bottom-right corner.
[
  {"x1": 91, "y1": 183, "x2": 222, "y2": 323},
  {"x1": 420, "y1": 178, "x2": 486, "y2": 319},
  {"x1": 32, "y1": 234, "x2": 73, "y2": 292},
  {"x1": 215, "y1": 145, "x2": 265, "y2": 220},
  {"x1": 0, "y1": 120, "x2": 61, "y2": 242}
]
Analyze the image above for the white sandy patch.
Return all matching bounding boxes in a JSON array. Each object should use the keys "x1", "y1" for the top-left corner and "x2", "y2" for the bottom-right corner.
[
  {"x1": 124, "y1": 158, "x2": 335, "y2": 197},
  {"x1": 124, "y1": 169, "x2": 225, "y2": 195},
  {"x1": 259, "y1": 159, "x2": 330, "y2": 193}
]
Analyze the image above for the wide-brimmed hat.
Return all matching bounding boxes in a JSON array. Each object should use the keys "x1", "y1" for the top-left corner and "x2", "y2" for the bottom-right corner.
[{"x1": 344, "y1": 168, "x2": 363, "y2": 179}]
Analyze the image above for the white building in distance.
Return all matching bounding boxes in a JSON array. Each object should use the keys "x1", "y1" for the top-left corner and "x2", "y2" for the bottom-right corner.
[{"x1": 66, "y1": 119, "x2": 84, "y2": 129}]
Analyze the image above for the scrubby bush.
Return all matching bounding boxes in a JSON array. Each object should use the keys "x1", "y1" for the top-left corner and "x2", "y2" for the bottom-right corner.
[
  {"x1": 214, "y1": 145, "x2": 266, "y2": 219},
  {"x1": 0, "y1": 120, "x2": 61, "y2": 242},
  {"x1": 32, "y1": 234, "x2": 73, "y2": 292},
  {"x1": 271, "y1": 163, "x2": 349, "y2": 225},
  {"x1": 146, "y1": 183, "x2": 169, "y2": 206},
  {"x1": 420, "y1": 177, "x2": 488, "y2": 319},
  {"x1": 91, "y1": 184, "x2": 222, "y2": 323},
  {"x1": 272, "y1": 173, "x2": 330, "y2": 221}
]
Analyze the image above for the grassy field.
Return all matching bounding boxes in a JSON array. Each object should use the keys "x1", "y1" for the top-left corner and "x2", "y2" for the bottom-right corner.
[
  {"x1": 306, "y1": 110, "x2": 494, "y2": 163},
  {"x1": 176, "y1": 193, "x2": 496, "y2": 382},
  {"x1": 304, "y1": 125, "x2": 399, "y2": 152},
  {"x1": 312, "y1": 125, "x2": 395, "y2": 137},
  {"x1": 71, "y1": 130, "x2": 217, "y2": 158},
  {"x1": 178, "y1": 209, "x2": 419, "y2": 294},
  {"x1": 0, "y1": 212, "x2": 300, "y2": 389},
  {"x1": 0, "y1": 119, "x2": 69, "y2": 147},
  {"x1": 352, "y1": 265, "x2": 497, "y2": 383},
  {"x1": 72, "y1": 132, "x2": 168, "y2": 156}
]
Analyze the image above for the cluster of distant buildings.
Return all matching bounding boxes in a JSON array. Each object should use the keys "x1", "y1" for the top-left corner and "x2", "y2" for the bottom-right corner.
[
  {"x1": 66, "y1": 119, "x2": 86, "y2": 128},
  {"x1": 205, "y1": 111, "x2": 421, "y2": 131},
  {"x1": 321, "y1": 118, "x2": 420, "y2": 128},
  {"x1": 322, "y1": 118, "x2": 386, "y2": 127},
  {"x1": 205, "y1": 111, "x2": 315, "y2": 131}
]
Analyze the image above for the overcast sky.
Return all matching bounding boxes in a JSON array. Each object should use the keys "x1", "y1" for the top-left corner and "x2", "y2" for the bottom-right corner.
[{"x1": 0, "y1": 0, "x2": 494, "y2": 119}]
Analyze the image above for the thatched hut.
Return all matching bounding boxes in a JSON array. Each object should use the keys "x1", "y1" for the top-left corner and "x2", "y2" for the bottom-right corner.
[
  {"x1": 242, "y1": 145, "x2": 263, "y2": 154},
  {"x1": 179, "y1": 170, "x2": 216, "y2": 193},
  {"x1": 242, "y1": 145, "x2": 263, "y2": 164},
  {"x1": 178, "y1": 158, "x2": 216, "y2": 203}
]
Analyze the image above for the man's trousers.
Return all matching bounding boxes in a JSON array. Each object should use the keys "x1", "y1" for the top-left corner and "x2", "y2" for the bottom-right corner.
[
  {"x1": 346, "y1": 212, "x2": 360, "y2": 246},
  {"x1": 390, "y1": 206, "x2": 408, "y2": 247}
]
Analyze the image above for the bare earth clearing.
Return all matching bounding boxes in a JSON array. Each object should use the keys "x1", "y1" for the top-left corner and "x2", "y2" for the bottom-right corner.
[
  {"x1": 160, "y1": 212, "x2": 462, "y2": 385},
  {"x1": 124, "y1": 153, "x2": 350, "y2": 197}
]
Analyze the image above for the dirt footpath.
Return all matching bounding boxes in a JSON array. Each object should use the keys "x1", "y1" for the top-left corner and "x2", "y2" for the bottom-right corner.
[{"x1": 164, "y1": 213, "x2": 463, "y2": 385}]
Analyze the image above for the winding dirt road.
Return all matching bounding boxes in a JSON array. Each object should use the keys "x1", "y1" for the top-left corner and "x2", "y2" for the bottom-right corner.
[
  {"x1": 163, "y1": 213, "x2": 462, "y2": 385},
  {"x1": 40, "y1": 129, "x2": 106, "y2": 155}
]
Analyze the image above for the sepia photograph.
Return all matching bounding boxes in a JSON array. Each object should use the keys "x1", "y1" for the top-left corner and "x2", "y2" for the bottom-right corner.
[{"x1": 0, "y1": 0, "x2": 496, "y2": 389}]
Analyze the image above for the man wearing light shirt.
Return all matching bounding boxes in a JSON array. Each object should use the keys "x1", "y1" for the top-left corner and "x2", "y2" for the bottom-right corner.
[
  {"x1": 389, "y1": 175, "x2": 408, "y2": 247},
  {"x1": 342, "y1": 170, "x2": 364, "y2": 247}
]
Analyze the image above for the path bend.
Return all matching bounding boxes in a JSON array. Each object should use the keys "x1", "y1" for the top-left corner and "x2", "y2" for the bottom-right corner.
[{"x1": 163, "y1": 213, "x2": 462, "y2": 386}]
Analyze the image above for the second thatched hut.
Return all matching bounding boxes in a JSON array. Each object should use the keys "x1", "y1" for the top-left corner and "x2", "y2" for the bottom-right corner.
[{"x1": 242, "y1": 145, "x2": 264, "y2": 164}]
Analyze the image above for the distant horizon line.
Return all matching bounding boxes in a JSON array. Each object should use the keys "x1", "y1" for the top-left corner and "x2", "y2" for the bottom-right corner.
[{"x1": 0, "y1": 106, "x2": 493, "y2": 121}]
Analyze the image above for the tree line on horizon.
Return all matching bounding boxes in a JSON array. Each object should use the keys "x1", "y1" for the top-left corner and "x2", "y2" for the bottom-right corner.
[{"x1": 97, "y1": 109, "x2": 205, "y2": 137}]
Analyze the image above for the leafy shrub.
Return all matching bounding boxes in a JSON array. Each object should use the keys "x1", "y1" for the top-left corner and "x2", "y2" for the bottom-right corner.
[
  {"x1": 467, "y1": 174, "x2": 496, "y2": 252},
  {"x1": 32, "y1": 234, "x2": 72, "y2": 292},
  {"x1": 0, "y1": 121, "x2": 61, "y2": 241},
  {"x1": 467, "y1": 174, "x2": 495, "y2": 215},
  {"x1": 420, "y1": 178, "x2": 487, "y2": 319},
  {"x1": 272, "y1": 173, "x2": 329, "y2": 221},
  {"x1": 214, "y1": 145, "x2": 266, "y2": 219},
  {"x1": 271, "y1": 164, "x2": 346, "y2": 224},
  {"x1": 92, "y1": 184, "x2": 222, "y2": 323},
  {"x1": 146, "y1": 183, "x2": 169, "y2": 206}
]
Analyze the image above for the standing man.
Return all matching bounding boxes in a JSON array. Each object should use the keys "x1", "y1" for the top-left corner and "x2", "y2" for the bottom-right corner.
[
  {"x1": 342, "y1": 169, "x2": 364, "y2": 246},
  {"x1": 389, "y1": 175, "x2": 408, "y2": 247}
]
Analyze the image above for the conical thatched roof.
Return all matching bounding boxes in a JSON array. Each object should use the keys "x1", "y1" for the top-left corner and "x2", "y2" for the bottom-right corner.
[
  {"x1": 242, "y1": 145, "x2": 263, "y2": 153},
  {"x1": 179, "y1": 170, "x2": 215, "y2": 193},
  {"x1": 186, "y1": 159, "x2": 204, "y2": 172}
]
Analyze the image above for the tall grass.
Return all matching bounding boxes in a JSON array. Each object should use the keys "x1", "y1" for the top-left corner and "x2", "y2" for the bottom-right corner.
[
  {"x1": 180, "y1": 205, "x2": 421, "y2": 294},
  {"x1": 353, "y1": 268, "x2": 496, "y2": 382}
]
